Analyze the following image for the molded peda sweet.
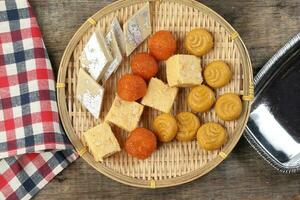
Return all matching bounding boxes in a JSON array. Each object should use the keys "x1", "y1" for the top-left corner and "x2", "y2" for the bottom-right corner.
[
  {"x1": 197, "y1": 122, "x2": 228, "y2": 151},
  {"x1": 184, "y1": 28, "x2": 214, "y2": 56},
  {"x1": 215, "y1": 93, "x2": 242, "y2": 121},
  {"x1": 188, "y1": 85, "x2": 215, "y2": 113},
  {"x1": 204, "y1": 61, "x2": 232, "y2": 88},
  {"x1": 153, "y1": 113, "x2": 178, "y2": 142},
  {"x1": 176, "y1": 112, "x2": 200, "y2": 141}
]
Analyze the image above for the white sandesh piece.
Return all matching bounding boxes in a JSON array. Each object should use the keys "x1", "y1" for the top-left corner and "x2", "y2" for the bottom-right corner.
[
  {"x1": 76, "y1": 68, "x2": 104, "y2": 119},
  {"x1": 102, "y1": 28, "x2": 123, "y2": 83},
  {"x1": 123, "y1": 2, "x2": 152, "y2": 56},
  {"x1": 80, "y1": 30, "x2": 113, "y2": 81},
  {"x1": 83, "y1": 122, "x2": 121, "y2": 162},
  {"x1": 110, "y1": 17, "x2": 126, "y2": 56}
]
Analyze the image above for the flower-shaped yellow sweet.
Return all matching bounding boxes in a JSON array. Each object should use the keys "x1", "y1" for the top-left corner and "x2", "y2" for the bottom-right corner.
[
  {"x1": 188, "y1": 85, "x2": 215, "y2": 112},
  {"x1": 184, "y1": 28, "x2": 214, "y2": 56},
  {"x1": 153, "y1": 113, "x2": 178, "y2": 142},
  {"x1": 215, "y1": 93, "x2": 242, "y2": 121},
  {"x1": 176, "y1": 112, "x2": 200, "y2": 141},
  {"x1": 204, "y1": 61, "x2": 232, "y2": 88},
  {"x1": 197, "y1": 122, "x2": 228, "y2": 151}
]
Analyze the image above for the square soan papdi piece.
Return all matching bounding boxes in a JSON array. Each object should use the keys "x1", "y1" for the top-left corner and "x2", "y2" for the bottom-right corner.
[
  {"x1": 80, "y1": 30, "x2": 113, "y2": 81},
  {"x1": 76, "y1": 68, "x2": 104, "y2": 119},
  {"x1": 105, "y1": 95, "x2": 144, "y2": 132},
  {"x1": 123, "y1": 2, "x2": 151, "y2": 56},
  {"x1": 141, "y1": 78, "x2": 178, "y2": 113},
  {"x1": 83, "y1": 122, "x2": 121, "y2": 162},
  {"x1": 166, "y1": 54, "x2": 203, "y2": 87}
]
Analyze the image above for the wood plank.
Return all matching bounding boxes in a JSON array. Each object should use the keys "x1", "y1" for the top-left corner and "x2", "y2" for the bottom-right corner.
[{"x1": 27, "y1": 0, "x2": 300, "y2": 199}]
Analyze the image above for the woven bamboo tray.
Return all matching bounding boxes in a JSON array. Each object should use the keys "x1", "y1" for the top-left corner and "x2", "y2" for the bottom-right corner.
[{"x1": 57, "y1": 0, "x2": 253, "y2": 188}]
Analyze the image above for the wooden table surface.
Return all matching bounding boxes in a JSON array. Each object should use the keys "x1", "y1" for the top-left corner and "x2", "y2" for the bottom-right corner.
[{"x1": 29, "y1": 0, "x2": 300, "y2": 199}]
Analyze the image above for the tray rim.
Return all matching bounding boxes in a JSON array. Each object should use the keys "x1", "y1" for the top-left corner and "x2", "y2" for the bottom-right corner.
[
  {"x1": 57, "y1": 0, "x2": 253, "y2": 188},
  {"x1": 245, "y1": 33, "x2": 300, "y2": 173}
]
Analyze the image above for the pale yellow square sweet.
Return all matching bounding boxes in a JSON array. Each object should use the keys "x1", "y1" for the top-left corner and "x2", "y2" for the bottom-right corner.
[
  {"x1": 83, "y1": 122, "x2": 120, "y2": 162},
  {"x1": 105, "y1": 95, "x2": 144, "y2": 132},
  {"x1": 141, "y1": 78, "x2": 178, "y2": 113},
  {"x1": 166, "y1": 54, "x2": 203, "y2": 87}
]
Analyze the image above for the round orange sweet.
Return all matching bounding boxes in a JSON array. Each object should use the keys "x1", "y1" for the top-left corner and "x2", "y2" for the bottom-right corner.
[
  {"x1": 117, "y1": 74, "x2": 147, "y2": 101},
  {"x1": 125, "y1": 128, "x2": 157, "y2": 160},
  {"x1": 131, "y1": 53, "x2": 158, "y2": 81},
  {"x1": 148, "y1": 30, "x2": 177, "y2": 61}
]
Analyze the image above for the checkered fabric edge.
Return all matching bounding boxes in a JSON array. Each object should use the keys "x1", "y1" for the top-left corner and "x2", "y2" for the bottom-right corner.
[
  {"x1": 0, "y1": 0, "x2": 73, "y2": 159},
  {"x1": 0, "y1": 151, "x2": 77, "y2": 200},
  {"x1": 0, "y1": 1, "x2": 78, "y2": 200}
]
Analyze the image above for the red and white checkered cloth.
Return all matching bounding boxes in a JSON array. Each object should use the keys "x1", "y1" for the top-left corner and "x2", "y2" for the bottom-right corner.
[{"x1": 0, "y1": 1, "x2": 77, "y2": 199}]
